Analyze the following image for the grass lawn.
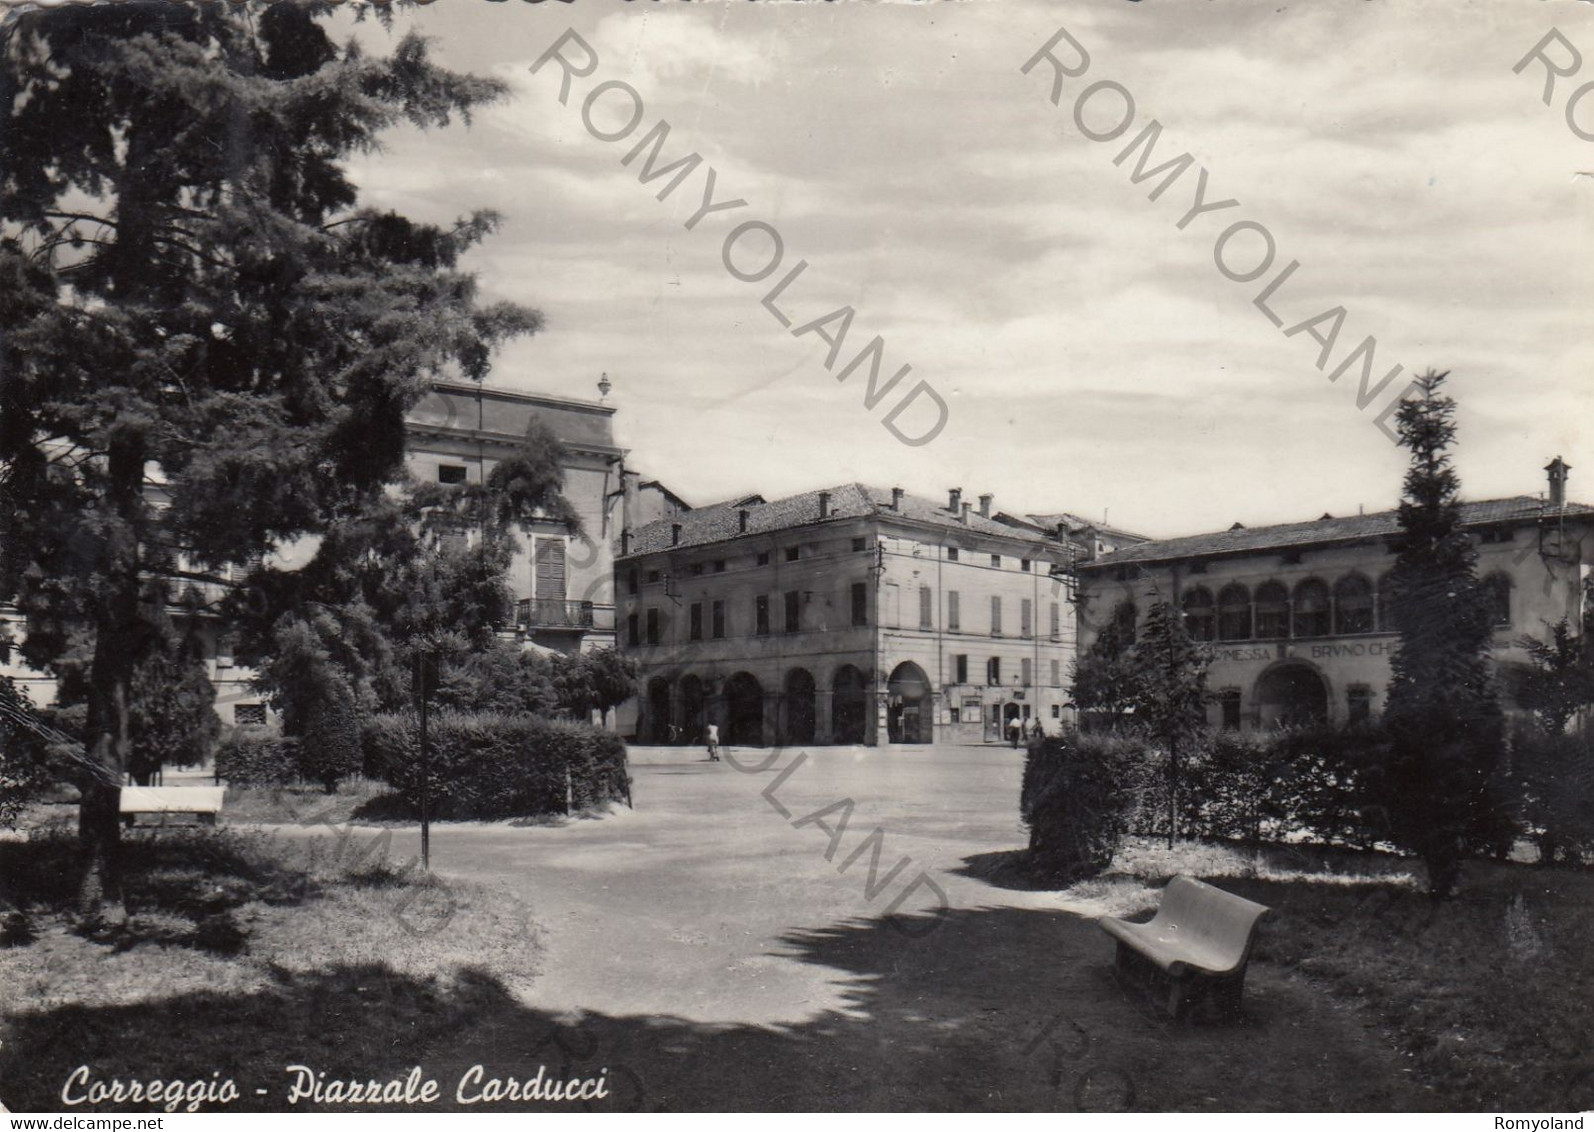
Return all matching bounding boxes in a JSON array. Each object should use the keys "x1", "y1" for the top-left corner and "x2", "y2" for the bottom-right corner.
[
  {"x1": 0, "y1": 817, "x2": 542, "y2": 1113},
  {"x1": 1035, "y1": 838, "x2": 1594, "y2": 1111}
]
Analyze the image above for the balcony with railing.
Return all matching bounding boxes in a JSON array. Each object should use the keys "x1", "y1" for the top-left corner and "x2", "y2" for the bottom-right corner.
[{"x1": 517, "y1": 598, "x2": 594, "y2": 631}]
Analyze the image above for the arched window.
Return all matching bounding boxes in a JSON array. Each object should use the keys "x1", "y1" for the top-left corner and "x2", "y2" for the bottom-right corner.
[
  {"x1": 1182, "y1": 587, "x2": 1215, "y2": 642},
  {"x1": 1333, "y1": 574, "x2": 1375, "y2": 635},
  {"x1": 1218, "y1": 583, "x2": 1252, "y2": 641},
  {"x1": 1255, "y1": 581, "x2": 1290, "y2": 638},
  {"x1": 1112, "y1": 599, "x2": 1138, "y2": 645},
  {"x1": 1293, "y1": 579, "x2": 1331, "y2": 638},
  {"x1": 1376, "y1": 572, "x2": 1396, "y2": 632},
  {"x1": 1483, "y1": 571, "x2": 1513, "y2": 628}
]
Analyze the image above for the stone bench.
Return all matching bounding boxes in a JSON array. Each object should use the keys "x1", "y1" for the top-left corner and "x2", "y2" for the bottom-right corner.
[
  {"x1": 1099, "y1": 875, "x2": 1271, "y2": 1019},
  {"x1": 119, "y1": 785, "x2": 227, "y2": 828}
]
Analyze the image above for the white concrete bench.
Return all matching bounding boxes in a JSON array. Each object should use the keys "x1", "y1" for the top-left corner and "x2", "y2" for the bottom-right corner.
[
  {"x1": 119, "y1": 786, "x2": 226, "y2": 828},
  {"x1": 1099, "y1": 875, "x2": 1270, "y2": 1019}
]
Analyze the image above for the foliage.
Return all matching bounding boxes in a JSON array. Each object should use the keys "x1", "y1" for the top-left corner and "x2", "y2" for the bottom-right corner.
[
  {"x1": 1511, "y1": 721, "x2": 1594, "y2": 866},
  {"x1": 1068, "y1": 621, "x2": 1142, "y2": 720},
  {"x1": 0, "y1": 676, "x2": 69, "y2": 827},
  {"x1": 127, "y1": 629, "x2": 221, "y2": 785},
  {"x1": 296, "y1": 672, "x2": 363, "y2": 794},
  {"x1": 214, "y1": 730, "x2": 300, "y2": 788},
  {"x1": 0, "y1": 0, "x2": 537, "y2": 911},
  {"x1": 1511, "y1": 613, "x2": 1594, "y2": 736},
  {"x1": 365, "y1": 711, "x2": 630, "y2": 820},
  {"x1": 431, "y1": 641, "x2": 560, "y2": 716},
  {"x1": 552, "y1": 647, "x2": 640, "y2": 720},
  {"x1": 1379, "y1": 371, "x2": 1512, "y2": 897},
  {"x1": 1130, "y1": 599, "x2": 1211, "y2": 846},
  {"x1": 1023, "y1": 730, "x2": 1141, "y2": 881}
]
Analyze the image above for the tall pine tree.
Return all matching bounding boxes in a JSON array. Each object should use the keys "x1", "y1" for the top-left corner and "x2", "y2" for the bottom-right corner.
[
  {"x1": 1380, "y1": 371, "x2": 1509, "y2": 897},
  {"x1": 0, "y1": 2, "x2": 539, "y2": 919}
]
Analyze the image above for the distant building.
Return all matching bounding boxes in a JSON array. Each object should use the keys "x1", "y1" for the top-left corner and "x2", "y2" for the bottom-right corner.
[
  {"x1": 616, "y1": 485, "x2": 1080, "y2": 746},
  {"x1": 1074, "y1": 458, "x2": 1592, "y2": 729}
]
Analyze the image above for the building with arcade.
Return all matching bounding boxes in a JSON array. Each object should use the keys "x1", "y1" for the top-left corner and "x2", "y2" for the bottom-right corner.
[
  {"x1": 1073, "y1": 459, "x2": 1593, "y2": 730},
  {"x1": 616, "y1": 485, "x2": 1080, "y2": 746}
]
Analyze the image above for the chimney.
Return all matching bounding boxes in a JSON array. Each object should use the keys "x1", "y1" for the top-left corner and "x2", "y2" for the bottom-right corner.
[
  {"x1": 620, "y1": 529, "x2": 631, "y2": 556},
  {"x1": 1055, "y1": 521, "x2": 1068, "y2": 543},
  {"x1": 961, "y1": 502, "x2": 972, "y2": 524},
  {"x1": 818, "y1": 491, "x2": 831, "y2": 519},
  {"x1": 1547, "y1": 456, "x2": 1571, "y2": 508},
  {"x1": 738, "y1": 509, "x2": 749, "y2": 533},
  {"x1": 978, "y1": 493, "x2": 993, "y2": 518},
  {"x1": 671, "y1": 523, "x2": 682, "y2": 546},
  {"x1": 890, "y1": 487, "x2": 904, "y2": 511},
  {"x1": 948, "y1": 487, "x2": 962, "y2": 513}
]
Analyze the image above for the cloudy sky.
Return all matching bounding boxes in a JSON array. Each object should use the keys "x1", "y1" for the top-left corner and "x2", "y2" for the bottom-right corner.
[{"x1": 340, "y1": 0, "x2": 1592, "y2": 540}]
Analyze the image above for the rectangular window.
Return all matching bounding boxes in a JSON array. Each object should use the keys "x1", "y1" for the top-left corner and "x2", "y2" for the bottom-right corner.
[
  {"x1": 947, "y1": 548, "x2": 959, "y2": 562},
  {"x1": 852, "y1": 537, "x2": 867, "y2": 552},
  {"x1": 712, "y1": 560, "x2": 726, "y2": 573},
  {"x1": 1021, "y1": 598, "x2": 1033, "y2": 639},
  {"x1": 785, "y1": 590, "x2": 800, "y2": 633},
  {"x1": 990, "y1": 554, "x2": 1002, "y2": 569},
  {"x1": 534, "y1": 537, "x2": 567, "y2": 601},
  {"x1": 1021, "y1": 657, "x2": 1032, "y2": 686},
  {"x1": 851, "y1": 582, "x2": 868, "y2": 627},
  {"x1": 691, "y1": 563, "x2": 704, "y2": 576},
  {"x1": 986, "y1": 657, "x2": 1001, "y2": 685},
  {"x1": 627, "y1": 612, "x2": 640, "y2": 646},
  {"x1": 627, "y1": 570, "x2": 639, "y2": 596},
  {"x1": 757, "y1": 551, "x2": 770, "y2": 566},
  {"x1": 1050, "y1": 659, "x2": 1061, "y2": 686},
  {"x1": 919, "y1": 585, "x2": 933, "y2": 630},
  {"x1": 646, "y1": 569, "x2": 661, "y2": 584},
  {"x1": 785, "y1": 547, "x2": 800, "y2": 562},
  {"x1": 438, "y1": 463, "x2": 468, "y2": 484},
  {"x1": 991, "y1": 595, "x2": 1003, "y2": 636},
  {"x1": 646, "y1": 608, "x2": 661, "y2": 645},
  {"x1": 955, "y1": 654, "x2": 968, "y2": 684},
  {"x1": 712, "y1": 600, "x2": 726, "y2": 639},
  {"x1": 1220, "y1": 689, "x2": 1242, "y2": 730},
  {"x1": 948, "y1": 590, "x2": 961, "y2": 632},
  {"x1": 1050, "y1": 602, "x2": 1061, "y2": 640},
  {"x1": 755, "y1": 596, "x2": 770, "y2": 636},
  {"x1": 1021, "y1": 559, "x2": 1031, "y2": 572},
  {"x1": 690, "y1": 603, "x2": 703, "y2": 641}
]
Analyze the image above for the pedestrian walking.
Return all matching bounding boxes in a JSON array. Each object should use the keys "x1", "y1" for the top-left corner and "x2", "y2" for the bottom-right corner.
[
  {"x1": 1007, "y1": 716, "x2": 1022, "y2": 749},
  {"x1": 706, "y1": 722, "x2": 721, "y2": 762}
]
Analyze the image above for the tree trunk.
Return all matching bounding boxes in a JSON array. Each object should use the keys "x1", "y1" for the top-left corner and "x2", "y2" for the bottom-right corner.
[{"x1": 77, "y1": 437, "x2": 147, "y2": 925}]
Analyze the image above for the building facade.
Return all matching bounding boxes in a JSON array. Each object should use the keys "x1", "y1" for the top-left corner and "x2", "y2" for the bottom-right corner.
[
  {"x1": 1074, "y1": 459, "x2": 1592, "y2": 729},
  {"x1": 617, "y1": 485, "x2": 1080, "y2": 746}
]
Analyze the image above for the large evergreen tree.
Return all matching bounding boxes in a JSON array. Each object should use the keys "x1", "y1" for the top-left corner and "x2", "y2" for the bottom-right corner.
[
  {"x1": 1379, "y1": 371, "x2": 1510, "y2": 897},
  {"x1": 0, "y1": 2, "x2": 539, "y2": 919}
]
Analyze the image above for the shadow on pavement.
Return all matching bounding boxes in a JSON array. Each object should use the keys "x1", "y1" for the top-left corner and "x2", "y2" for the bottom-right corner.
[{"x1": 1, "y1": 904, "x2": 1429, "y2": 1113}]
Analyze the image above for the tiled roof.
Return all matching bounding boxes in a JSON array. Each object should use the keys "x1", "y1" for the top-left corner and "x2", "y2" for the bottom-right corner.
[
  {"x1": 1026, "y1": 512, "x2": 1150, "y2": 543},
  {"x1": 622, "y1": 483, "x2": 1059, "y2": 556},
  {"x1": 1086, "y1": 496, "x2": 1594, "y2": 568}
]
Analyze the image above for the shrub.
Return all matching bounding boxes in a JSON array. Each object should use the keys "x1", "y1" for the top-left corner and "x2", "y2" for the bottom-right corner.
[
  {"x1": 1023, "y1": 731, "x2": 1143, "y2": 881},
  {"x1": 215, "y1": 730, "x2": 300, "y2": 786},
  {"x1": 1513, "y1": 723, "x2": 1594, "y2": 866},
  {"x1": 295, "y1": 674, "x2": 362, "y2": 793},
  {"x1": 367, "y1": 711, "x2": 630, "y2": 820}
]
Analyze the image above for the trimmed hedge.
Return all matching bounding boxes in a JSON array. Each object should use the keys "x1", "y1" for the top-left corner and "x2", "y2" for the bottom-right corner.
[
  {"x1": 1022, "y1": 732, "x2": 1141, "y2": 880},
  {"x1": 215, "y1": 731, "x2": 300, "y2": 786},
  {"x1": 1024, "y1": 724, "x2": 1389, "y2": 869},
  {"x1": 365, "y1": 711, "x2": 630, "y2": 820}
]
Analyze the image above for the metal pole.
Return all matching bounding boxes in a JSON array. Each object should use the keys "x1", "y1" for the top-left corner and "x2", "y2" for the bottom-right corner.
[{"x1": 417, "y1": 651, "x2": 431, "y2": 872}]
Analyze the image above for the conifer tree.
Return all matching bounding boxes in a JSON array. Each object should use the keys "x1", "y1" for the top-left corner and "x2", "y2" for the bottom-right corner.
[
  {"x1": 1132, "y1": 599, "x2": 1210, "y2": 847},
  {"x1": 1380, "y1": 371, "x2": 1510, "y2": 897},
  {"x1": 0, "y1": 2, "x2": 539, "y2": 919}
]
